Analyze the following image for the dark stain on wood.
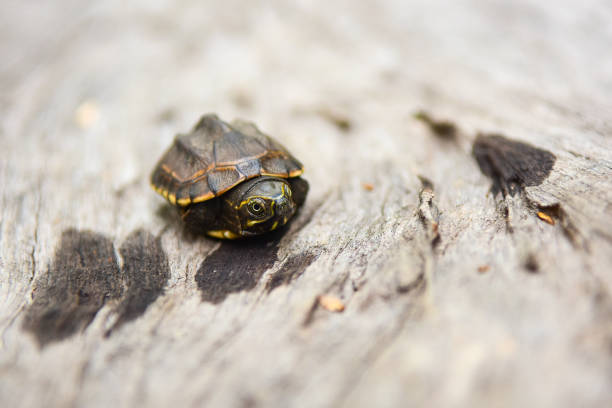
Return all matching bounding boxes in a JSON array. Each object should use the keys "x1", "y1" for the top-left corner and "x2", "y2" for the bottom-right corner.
[
  {"x1": 266, "y1": 251, "x2": 319, "y2": 292},
  {"x1": 106, "y1": 229, "x2": 170, "y2": 336},
  {"x1": 196, "y1": 235, "x2": 280, "y2": 304},
  {"x1": 473, "y1": 134, "x2": 556, "y2": 196},
  {"x1": 316, "y1": 108, "x2": 352, "y2": 132},
  {"x1": 397, "y1": 271, "x2": 427, "y2": 295},
  {"x1": 302, "y1": 295, "x2": 322, "y2": 327},
  {"x1": 22, "y1": 229, "x2": 123, "y2": 347},
  {"x1": 417, "y1": 175, "x2": 434, "y2": 190},
  {"x1": 155, "y1": 203, "x2": 180, "y2": 224},
  {"x1": 415, "y1": 111, "x2": 458, "y2": 140},
  {"x1": 156, "y1": 107, "x2": 177, "y2": 123},
  {"x1": 524, "y1": 253, "x2": 540, "y2": 273}
]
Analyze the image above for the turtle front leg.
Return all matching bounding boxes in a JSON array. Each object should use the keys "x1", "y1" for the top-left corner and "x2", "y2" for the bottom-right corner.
[{"x1": 180, "y1": 198, "x2": 224, "y2": 235}]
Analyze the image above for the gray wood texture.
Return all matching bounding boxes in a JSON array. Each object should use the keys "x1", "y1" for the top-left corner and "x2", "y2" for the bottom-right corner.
[{"x1": 1, "y1": 1, "x2": 611, "y2": 407}]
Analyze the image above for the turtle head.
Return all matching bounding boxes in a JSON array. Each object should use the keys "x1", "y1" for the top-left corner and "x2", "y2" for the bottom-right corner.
[{"x1": 235, "y1": 177, "x2": 296, "y2": 237}]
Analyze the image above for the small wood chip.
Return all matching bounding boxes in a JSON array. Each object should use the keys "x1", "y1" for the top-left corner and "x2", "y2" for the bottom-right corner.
[
  {"x1": 318, "y1": 295, "x2": 345, "y2": 312},
  {"x1": 477, "y1": 265, "x2": 490, "y2": 273},
  {"x1": 74, "y1": 100, "x2": 100, "y2": 129},
  {"x1": 537, "y1": 211, "x2": 555, "y2": 225},
  {"x1": 362, "y1": 183, "x2": 374, "y2": 191}
]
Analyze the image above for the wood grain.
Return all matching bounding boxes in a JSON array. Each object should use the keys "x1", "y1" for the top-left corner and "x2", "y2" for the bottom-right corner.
[{"x1": 1, "y1": 1, "x2": 611, "y2": 407}]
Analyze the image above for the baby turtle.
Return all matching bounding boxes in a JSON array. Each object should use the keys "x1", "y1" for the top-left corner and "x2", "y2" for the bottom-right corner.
[{"x1": 151, "y1": 114, "x2": 309, "y2": 239}]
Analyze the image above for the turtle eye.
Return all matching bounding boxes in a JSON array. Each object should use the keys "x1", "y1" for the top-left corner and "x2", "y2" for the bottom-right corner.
[{"x1": 247, "y1": 199, "x2": 266, "y2": 218}]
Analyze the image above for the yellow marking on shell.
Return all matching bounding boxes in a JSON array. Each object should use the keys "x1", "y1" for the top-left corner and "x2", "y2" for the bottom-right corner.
[
  {"x1": 271, "y1": 221, "x2": 279, "y2": 231},
  {"x1": 259, "y1": 157, "x2": 302, "y2": 179},
  {"x1": 288, "y1": 168, "x2": 304, "y2": 177},
  {"x1": 152, "y1": 185, "x2": 175, "y2": 203},
  {"x1": 192, "y1": 191, "x2": 215, "y2": 204},
  {"x1": 159, "y1": 163, "x2": 184, "y2": 180},
  {"x1": 189, "y1": 167, "x2": 208, "y2": 181},
  {"x1": 177, "y1": 197, "x2": 191, "y2": 206},
  {"x1": 206, "y1": 230, "x2": 241, "y2": 240},
  {"x1": 260, "y1": 171, "x2": 289, "y2": 177}
]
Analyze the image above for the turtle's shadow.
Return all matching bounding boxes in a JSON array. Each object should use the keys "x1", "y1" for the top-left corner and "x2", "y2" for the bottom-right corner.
[
  {"x1": 155, "y1": 203, "x2": 290, "y2": 246},
  {"x1": 155, "y1": 204, "x2": 198, "y2": 243},
  {"x1": 155, "y1": 203, "x2": 179, "y2": 224}
]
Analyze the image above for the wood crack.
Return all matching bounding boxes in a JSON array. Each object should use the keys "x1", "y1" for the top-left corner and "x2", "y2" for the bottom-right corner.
[
  {"x1": 28, "y1": 182, "x2": 41, "y2": 287},
  {"x1": 417, "y1": 176, "x2": 440, "y2": 248}
]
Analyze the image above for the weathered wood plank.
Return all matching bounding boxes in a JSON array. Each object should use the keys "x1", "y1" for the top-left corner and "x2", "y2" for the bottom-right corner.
[{"x1": 1, "y1": 1, "x2": 611, "y2": 407}]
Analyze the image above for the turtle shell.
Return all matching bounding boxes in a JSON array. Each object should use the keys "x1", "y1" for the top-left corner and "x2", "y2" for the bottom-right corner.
[{"x1": 151, "y1": 114, "x2": 304, "y2": 206}]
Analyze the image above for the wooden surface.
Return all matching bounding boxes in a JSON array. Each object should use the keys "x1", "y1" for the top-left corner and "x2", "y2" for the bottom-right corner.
[{"x1": 1, "y1": 1, "x2": 612, "y2": 407}]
